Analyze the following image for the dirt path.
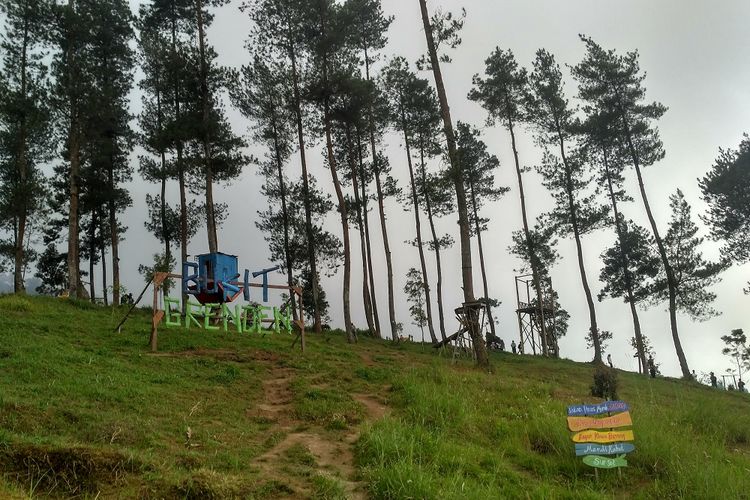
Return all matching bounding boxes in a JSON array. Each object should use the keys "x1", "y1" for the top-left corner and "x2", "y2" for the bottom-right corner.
[{"x1": 249, "y1": 365, "x2": 389, "y2": 499}]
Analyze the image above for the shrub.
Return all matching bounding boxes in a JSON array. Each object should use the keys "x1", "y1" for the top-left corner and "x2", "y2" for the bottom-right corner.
[{"x1": 590, "y1": 365, "x2": 618, "y2": 399}]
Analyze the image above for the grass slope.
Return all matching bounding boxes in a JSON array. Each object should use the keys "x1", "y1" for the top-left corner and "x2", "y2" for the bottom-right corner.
[{"x1": 0, "y1": 295, "x2": 749, "y2": 499}]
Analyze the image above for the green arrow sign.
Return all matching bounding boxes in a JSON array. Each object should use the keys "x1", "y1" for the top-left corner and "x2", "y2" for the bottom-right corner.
[{"x1": 582, "y1": 454, "x2": 628, "y2": 469}]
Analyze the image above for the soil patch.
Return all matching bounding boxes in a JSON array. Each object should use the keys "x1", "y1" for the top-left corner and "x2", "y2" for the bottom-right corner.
[
  {"x1": 149, "y1": 348, "x2": 282, "y2": 364},
  {"x1": 0, "y1": 443, "x2": 138, "y2": 496}
]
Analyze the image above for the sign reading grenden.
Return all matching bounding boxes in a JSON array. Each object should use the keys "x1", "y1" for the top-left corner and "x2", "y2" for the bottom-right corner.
[{"x1": 567, "y1": 400, "x2": 635, "y2": 470}]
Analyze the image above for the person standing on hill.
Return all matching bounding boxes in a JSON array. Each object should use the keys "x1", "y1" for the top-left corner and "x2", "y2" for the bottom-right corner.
[
  {"x1": 607, "y1": 354, "x2": 614, "y2": 368},
  {"x1": 648, "y1": 355, "x2": 657, "y2": 378},
  {"x1": 511, "y1": 340, "x2": 517, "y2": 354},
  {"x1": 739, "y1": 380, "x2": 746, "y2": 393},
  {"x1": 710, "y1": 371, "x2": 718, "y2": 388}
]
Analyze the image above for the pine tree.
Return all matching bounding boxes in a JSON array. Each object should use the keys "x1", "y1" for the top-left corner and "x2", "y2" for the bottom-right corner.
[
  {"x1": 454, "y1": 122, "x2": 509, "y2": 342},
  {"x1": 138, "y1": 25, "x2": 175, "y2": 264},
  {"x1": 343, "y1": 0, "x2": 396, "y2": 339},
  {"x1": 509, "y1": 223, "x2": 569, "y2": 347},
  {"x1": 581, "y1": 108, "x2": 653, "y2": 373},
  {"x1": 139, "y1": 0, "x2": 200, "y2": 310},
  {"x1": 469, "y1": 48, "x2": 553, "y2": 356},
  {"x1": 0, "y1": 0, "x2": 53, "y2": 294},
  {"x1": 649, "y1": 190, "x2": 727, "y2": 320},
  {"x1": 418, "y1": 1, "x2": 488, "y2": 366},
  {"x1": 412, "y1": 79, "x2": 453, "y2": 343},
  {"x1": 256, "y1": 178, "x2": 342, "y2": 325},
  {"x1": 83, "y1": 0, "x2": 135, "y2": 306},
  {"x1": 700, "y1": 134, "x2": 750, "y2": 294},
  {"x1": 572, "y1": 36, "x2": 692, "y2": 377},
  {"x1": 404, "y1": 267, "x2": 428, "y2": 343},
  {"x1": 232, "y1": 54, "x2": 299, "y2": 317},
  {"x1": 50, "y1": 0, "x2": 94, "y2": 298},
  {"x1": 598, "y1": 219, "x2": 660, "y2": 372},
  {"x1": 721, "y1": 329, "x2": 749, "y2": 384},
  {"x1": 301, "y1": 0, "x2": 357, "y2": 342},
  {"x1": 244, "y1": 0, "x2": 325, "y2": 333},
  {"x1": 192, "y1": 0, "x2": 241, "y2": 253},
  {"x1": 381, "y1": 57, "x2": 438, "y2": 343},
  {"x1": 525, "y1": 49, "x2": 608, "y2": 362}
]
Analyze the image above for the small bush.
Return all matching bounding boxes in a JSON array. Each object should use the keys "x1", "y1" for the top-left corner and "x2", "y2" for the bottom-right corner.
[
  {"x1": 211, "y1": 364, "x2": 240, "y2": 385},
  {"x1": 590, "y1": 365, "x2": 618, "y2": 399}
]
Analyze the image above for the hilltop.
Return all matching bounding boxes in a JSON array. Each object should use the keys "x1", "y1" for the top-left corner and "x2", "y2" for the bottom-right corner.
[{"x1": 0, "y1": 295, "x2": 749, "y2": 499}]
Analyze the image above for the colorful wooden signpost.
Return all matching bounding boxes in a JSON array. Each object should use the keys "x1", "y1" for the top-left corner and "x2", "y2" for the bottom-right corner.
[
  {"x1": 567, "y1": 401, "x2": 629, "y2": 416},
  {"x1": 574, "y1": 442, "x2": 635, "y2": 456},
  {"x1": 571, "y1": 429, "x2": 634, "y2": 444},
  {"x1": 583, "y1": 455, "x2": 628, "y2": 469},
  {"x1": 567, "y1": 400, "x2": 634, "y2": 472},
  {"x1": 567, "y1": 411, "x2": 632, "y2": 432}
]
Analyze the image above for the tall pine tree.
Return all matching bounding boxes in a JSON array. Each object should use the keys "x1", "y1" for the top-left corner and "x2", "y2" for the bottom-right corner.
[{"x1": 0, "y1": 0, "x2": 53, "y2": 293}]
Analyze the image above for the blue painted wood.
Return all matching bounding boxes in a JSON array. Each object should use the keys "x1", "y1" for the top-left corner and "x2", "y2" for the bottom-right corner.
[
  {"x1": 567, "y1": 400, "x2": 629, "y2": 416},
  {"x1": 575, "y1": 442, "x2": 635, "y2": 456}
]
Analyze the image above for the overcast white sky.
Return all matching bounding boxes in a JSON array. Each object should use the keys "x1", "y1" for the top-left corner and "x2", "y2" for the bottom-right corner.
[{"x1": 6, "y1": 0, "x2": 748, "y2": 379}]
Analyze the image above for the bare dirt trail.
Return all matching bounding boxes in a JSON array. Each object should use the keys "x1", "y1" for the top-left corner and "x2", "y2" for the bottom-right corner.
[{"x1": 249, "y1": 364, "x2": 390, "y2": 499}]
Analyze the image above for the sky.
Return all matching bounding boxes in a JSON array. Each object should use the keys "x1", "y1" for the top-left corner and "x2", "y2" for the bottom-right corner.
[{"x1": 4, "y1": 0, "x2": 749, "y2": 379}]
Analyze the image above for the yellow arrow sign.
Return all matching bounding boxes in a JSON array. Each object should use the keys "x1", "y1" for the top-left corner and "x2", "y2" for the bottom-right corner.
[
  {"x1": 567, "y1": 411, "x2": 633, "y2": 432},
  {"x1": 571, "y1": 429, "x2": 635, "y2": 444}
]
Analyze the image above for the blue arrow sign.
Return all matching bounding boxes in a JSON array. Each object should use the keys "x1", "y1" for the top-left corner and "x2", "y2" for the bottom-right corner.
[
  {"x1": 567, "y1": 400, "x2": 629, "y2": 416},
  {"x1": 575, "y1": 442, "x2": 635, "y2": 456}
]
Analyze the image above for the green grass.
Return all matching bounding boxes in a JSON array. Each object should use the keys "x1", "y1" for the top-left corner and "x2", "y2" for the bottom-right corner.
[{"x1": 0, "y1": 295, "x2": 749, "y2": 499}]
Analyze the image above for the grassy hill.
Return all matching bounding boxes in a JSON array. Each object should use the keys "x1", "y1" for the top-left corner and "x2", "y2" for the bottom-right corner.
[{"x1": 0, "y1": 295, "x2": 749, "y2": 499}]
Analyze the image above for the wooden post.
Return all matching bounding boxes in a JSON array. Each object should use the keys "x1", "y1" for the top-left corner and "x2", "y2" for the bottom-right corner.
[{"x1": 149, "y1": 273, "x2": 167, "y2": 352}]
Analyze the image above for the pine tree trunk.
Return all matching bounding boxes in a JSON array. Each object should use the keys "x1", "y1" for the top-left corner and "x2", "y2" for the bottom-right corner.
[
  {"x1": 622, "y1": 121, "x2": 691, "y2": 378},
  {"x1": 557, "y1": 134, "x2": 601, "y2": 363},
  {"x1": 347, "y1": 127, "x2": 376, "y2": 336},
  {"x1": 108, "y1": 154, "x2": 121, "y2": 307},
  {"x1": 319, "y1": 45, "x2": 353, "y2": 341},
  {"x1": 272, "y1": 122, "x2": 298, "y2": 321},
  {"x1": 405, "y1": 128, "x2": 437, "y2": 344},
  {"x1": 374, "y1": 172, "x2": 396, "y2": 337},
  {"x1": 13, "y1": 16, "x2": 30, "y2": 294},
  {"x1": 602, "y1": 147, "x2": 647, "y2": 374},
  {"x1": 288, "y1": 31, "x2": 322, "y2": 333},
  {"x1": 156, "y1": 78, "x2": 171, "y2": 262},
  {"x1": 363, "y1": 47, "x2": 395, "y2": 339},
  {"x1": 362, "y1": 171, "x2": 382, "y2": 337},
  {"x1": 418, "y1": 0, "x2": 487, "y2": 366},
  {"x1": 469, "y1": 180, "x2": 496, "y2": 340},
  {"x1": 170, "y1": 7, "x2": 188, "y2": 312},
  {"x1": 356, "y1": 131, "x2": 381, "y2": 337},
  {"x1": 418, "y1": 154, "x2": 447, "y2": 342},
  {"x1": 507, "y1": 114, "x2": 549, "y2": 355},
  {"x1": 66, "y1": 0, "x2": 81, "y2": 299},
  {"x1": 160, "y1": 172, "x2": 169, "y2": 260},
  {"x1": 89, "y1": 212, "x2": 96, "y2": 302},
  {"x1": 178, "y1": 153, "x2": 188, "y2": 311},
  {"x1": 101, "y1": 243, "x2": 108, "y2": 306},
  {"x1": 195, "y1": 0, "x2": 218, "y2": 254}
]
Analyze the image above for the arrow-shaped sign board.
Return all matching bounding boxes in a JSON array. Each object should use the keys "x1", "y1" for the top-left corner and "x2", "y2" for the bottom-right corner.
[
  {"x1": 575, "y1": 442, "x2": 635, "y2": 456},
  {"x1": 567, "y1": 401, "x2": 629, "y2": 417},
  {"x1": 572, "y1": 429, "x2": 634, "y2": 444},
  {"x1": 583, "y1": 454, "x2": 628, "y2": 469},
  {"x1": 567, "y1": 411, "x2": 633, "y2": 432}
]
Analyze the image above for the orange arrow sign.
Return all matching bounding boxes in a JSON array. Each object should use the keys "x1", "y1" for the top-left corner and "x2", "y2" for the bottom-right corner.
[
  {"x1": 571, "y1": 429, "x2": 635, "y2": 444},
  {"x1": 567, "y1": 411, "x2": 633, "y2": 432}
]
